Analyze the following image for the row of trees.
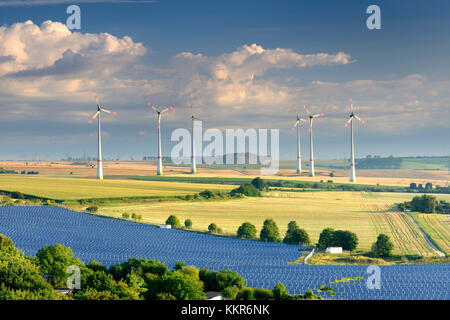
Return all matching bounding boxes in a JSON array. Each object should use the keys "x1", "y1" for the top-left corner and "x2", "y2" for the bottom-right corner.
[
  {"x1": 398, "y1": 194, "x2": 450, "y2": 214},
  {"x1": 0, "y1": 234, "x2": 319, "y2": 300}
]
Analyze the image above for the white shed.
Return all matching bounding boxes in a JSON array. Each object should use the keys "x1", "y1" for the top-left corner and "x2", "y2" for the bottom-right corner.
[
  {"x1": 325, "y1": 247, "x2": 343, "y2": 254},
  {"x1": 159, "y1": 224, "x2": 172, "y2": 229}
]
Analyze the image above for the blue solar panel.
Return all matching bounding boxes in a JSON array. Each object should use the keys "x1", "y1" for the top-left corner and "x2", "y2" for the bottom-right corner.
[{"x1": 0, "y1": 206, "x2": 449, "y2": 300}]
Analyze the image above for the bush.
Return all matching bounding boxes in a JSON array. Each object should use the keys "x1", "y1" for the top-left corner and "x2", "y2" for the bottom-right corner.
[
  {"x1": 371, "y1": 234, "x2": 394, "y2": 257},
  {"x1": 283, "y1": 221, "x2": 310, "y2": 245},
  {"x1": 184, "y1": 219, "x2": 192, "y2": 229},
  {"x1": 200, "y1": 269, "x2": 245, "y2": 292},
  {"x1": 208, "y1": 223, "x2": 220, "y2": 233},
  {"x1": 251, "y1": 177, "x2": 268, "y2": 191},
  {"x1": 122, "y1": 213, "x2": 130, "y2": 219},
  {"x1": 237, "y1": 222, "x2": 257, "y2": 239},
  {"x1": 86, "y1": 205, "x2": 98, "y2": 213},
  {"x1": 260, "y1": 219, "x2": 280, "y2": 242},
  {"x1": 237, "y1": 287, "x2": 254, "y2": 300},
  {"x1": 272, "y1": 282, "x2": 291, "y2": 300},
  {"x1": 10, "y1": 191, "x2": 25, "y2": 199},
  {"x1": 230, "y1": 183, "x2": 261, "y2": 197},
  {"x1": 253, "y1": 287, "x2": 273, "y2": 300},
  {"x1": 185, "y1": 194, "x2": 193, "y2": 200},
  {"x1": 222, "y1": 285, "x2": 240, "y2": 300},
  {"x1": 166, "y1": 215, "x2": 181, "y2": 228},
  {"x1": 199, "y1": 190, "x2": 214, "y2": 199}
]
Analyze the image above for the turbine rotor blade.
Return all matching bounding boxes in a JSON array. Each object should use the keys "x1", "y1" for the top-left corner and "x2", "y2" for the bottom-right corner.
[
  {"x1": 101, "y1": 108, "x2": 118, "y2": 116},
  {"x1": 161, "y1": 105, "x2": 175, "y2": 113},
  {"x1": 350, "y1": 96, "x2": 353, "y2": 111},
  {"x1": 303, "y1": 104, "x2": 311, "y2": 115},
  {"x1": 313, "y1": 112, "x2": 324, "y2": 118},
  {"x1": 146, "y1": 101, "x2": 159, "y2": 113},
  {"x1": 354, "y1": 114, "x2": 366, "y2": 124},
  {"x1": 291, "y1": 119, "x2": 300, "y2": 130},
  {"x1": 344, "y1": 116, "x2": 353, "y2": 128},
  {"x1": 88, "y1": 110, "x2": 100, "y2": 125}
]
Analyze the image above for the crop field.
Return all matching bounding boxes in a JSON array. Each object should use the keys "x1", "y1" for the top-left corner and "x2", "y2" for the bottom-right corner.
[
  {"x1": 0, "y1": 175, "x2": 234, "y2": 200},
  {"x1": 410, "y1": 213, "x2": 450, "y2": 255},
  {"x1": 96, "y1": 191, "x2": 450, "y2": 256}
]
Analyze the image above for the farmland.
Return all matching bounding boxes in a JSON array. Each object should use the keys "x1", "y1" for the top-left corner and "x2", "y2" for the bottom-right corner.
[
  {"x1": 410, "y1": 213, "x2": 450, "y2": 255},
  {"x1": 0, "y1": 175, "x2": 234, "y2": 200}
]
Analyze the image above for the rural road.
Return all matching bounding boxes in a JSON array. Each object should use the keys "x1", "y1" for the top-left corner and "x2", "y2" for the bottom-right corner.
[{"x1": 405, "y1": 213, "x2": 446, "y2": 257}]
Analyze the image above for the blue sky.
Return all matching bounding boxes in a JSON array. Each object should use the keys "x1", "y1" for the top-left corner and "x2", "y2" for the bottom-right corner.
[{"x1": 0, "y1": 0, "x2": 449, "y2": 160}]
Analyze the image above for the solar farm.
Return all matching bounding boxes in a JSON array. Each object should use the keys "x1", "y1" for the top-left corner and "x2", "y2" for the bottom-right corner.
[{"x1": 1, "y1": 206, "x2": 448, "y2": 300}]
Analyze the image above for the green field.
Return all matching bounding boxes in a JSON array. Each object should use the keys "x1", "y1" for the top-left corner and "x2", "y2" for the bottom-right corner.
[
  {"x1": 410, "y1": 212, "x2": 450, "y2": 255},
  {"x1": 0, "y1": 175, "x2": 234, "y2": 200}
]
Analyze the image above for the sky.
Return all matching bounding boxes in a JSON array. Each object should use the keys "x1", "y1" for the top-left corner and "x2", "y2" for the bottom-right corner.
[{"x1": 0, "y1": 0, "x2": 449, "y2": 161}]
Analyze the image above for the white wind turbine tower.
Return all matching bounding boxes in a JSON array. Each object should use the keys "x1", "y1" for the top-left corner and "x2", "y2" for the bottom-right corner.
[
  {"x1": 146, "y1": 101, "x2": 175, "y2": 176},
  {"x1": 304, "y1": 104, "x2": 324, "y2": 177},
  {"x1": 88, "y1": 90, "x2": 118, "y2": 180},
  {"x1": 345, "y1": 96, "x2": 366, "y2": 182},
  {"x1": 190, "y1": 105, "x2": 204, "y2": 174},
  {"x1": 291, "y1": 105, "x2": 307, "y2": 174}
]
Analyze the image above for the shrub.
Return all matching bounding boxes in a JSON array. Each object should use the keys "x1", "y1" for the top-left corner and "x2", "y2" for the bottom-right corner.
[
  {"x1": 371, "y1": 234, "x2": 394, "y2": 257},
  {"x1": 200, "y1": 269, "x2": 245, "y2": 292},
  {"x1": 86, "y1": 205, "x2": 98, "y2": 213},
  {"x1": 208, "y1": 223, "x2": 219, "y2": 233},
  {"x1": 237, "y1": 222, "x2": 257, "y2": 239},
  {"x1": 10, "y1": 191, "x2": 25, "y2": 199},
  {"x1": 251, "y1": 177, "x2": 268, "y2": 191},
  {"x1": 272, "y1": 282, "x2": 291, "y2": 300},
  {"x1": 253, "y1": 287, "x2": 273, "y2": 300},
  {"x1": 237, "y1": 287, "x2": 254, "y2": 300},
  {"x1": 166, "y1": 215, "x2": 181, "y2": 228},
  {"x1": 230, "y1": 183, "x2": 261, "y2": 197},
  {"x1": 260, "y1": 219, "x2": 280, "y2": 242},
  {"x1": 222, "y1": 285, "x2": 240, "y2": 300},
  {"x1": 184, "y1": 219, "x2": 192, "y2": 229},
  {"x1": 122, "y1": 213, "x2": 130, "y2": 219},
  {"x1": 199, "y1": 190, "x2": 214, "y2": 199}
]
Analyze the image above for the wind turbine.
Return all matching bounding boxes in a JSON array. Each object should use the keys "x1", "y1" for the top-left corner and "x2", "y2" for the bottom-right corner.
[
  {"x1": 190, "y1": 105, "x2": 204, "y2": 174},
  {"x1": 88, "y1": 90, "x2": 118, "y2": 180},
  {"x1": 146, "y1": 101, "x2": 175, "y2": 176},
  {"x1": 291, "y1": 105, "x2": 307, "y2": 174},
  {"x1": 304, "y1": 104, "x2": 324, "y2": 177},
  {"x1": 344, "y1": 96, "x2": 366, "y2": 182}
]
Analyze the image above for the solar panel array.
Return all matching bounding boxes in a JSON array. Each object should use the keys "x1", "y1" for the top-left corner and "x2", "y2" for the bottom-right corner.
[{"x1": 0, "y1": 206, "x2": 449, "y2": 300}]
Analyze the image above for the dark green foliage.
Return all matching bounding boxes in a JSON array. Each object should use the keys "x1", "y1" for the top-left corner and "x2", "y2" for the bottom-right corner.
[
  {"x1": 272, "y1": 282, "x2": 291, "y2": 300},
  {"x1": 184, "y1": 219, "x2": 192, "y2": 229},
  {"x1": 199, "y1": 190, "x2": 214, "y2": 199},
  {"x1": 260, "y1": 219, "x2": 281, "y2": 242},
  {"x1": 237, "y1": 222, "x2": 257, "y2": 239},
  {"x1": 251, "y1": 177, "x2": 268, "y2": 191},
  {"x1": 332, "y1": 230, "x2": 358, "y2": 251},
  {"x1": 317, "y1": 228, "x2": 358, "y2": 251},
  {"x1": 11, "y1": 191, "x2": 24, "y2": 199},
  {"x1": 371, "y1": 234, "x2": 394, "y2": 257},
  {"x1": 174, "y1": 260, "x2": 186, "y2": 271},
  {"x1": 165, "y1": 215, "x2": 181, "y2": 228},
  {"x1": 36, "y1": 243, "x2": 83, "y2": 288},
  {"x1": 398, "y1": 194, "x2": 448, "y2": 213},
  {"x1": 317, "y1": 228, "x2": 335, "y2": 249},
  {"x1": 86, "y1": 260, "x2": 107, "y2": 273},
  {"x1": 145, "y1": 270, "x2": 205, "y2": 300},
  {"x1": 230, "y1": 183, "x2": 261, "y2": 197},
  {"x1": 208, "y1": 223, "x2": 220, "y2": 233},
  {"x1": 222, "y1": 285, "x2": 240, "y2": 300},
  {"x1": 109, "y1": 258, "x2": 168, "y2": 281},
  {"x1": 253, "y1": 287, "x2": 273, "y2": 300},
  {"x1": 86, "y1": 205, "x2": 98, "y2": 213},
  {"x1": 237, "y1": 287, "x2": 254, "y2": 300},
  {"x1": 199, "y1": 269, "x2": 245, "y2": 292},
  {"x1": 283, "y1": 221, "x2": 310, "y2": 245}
]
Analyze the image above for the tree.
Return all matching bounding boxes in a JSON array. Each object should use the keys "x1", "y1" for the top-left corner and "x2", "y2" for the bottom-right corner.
[
  {"x1": 409, "y1": 182, "x2": 417, "y2": 190},
  {"x1": 86, "y1": 205, "x2": 98, "y2": 213},
  {"x1": 272, "y1": 282, "x2": 291, "y2": 300},
  {"x1": 410, "y1": 194, "x2": 437, "y2": 213},
  {"x1": 237, "y1": 222, "x2": 257, "y2": 239},
  {"x1": 317, "y1": 228, "x2": 335, "y2": 249},
  {"x1": 200, "y1": 269, "x2": 245, "y2": 292},
  {"x1": 199, "y1": 190, "x2": 214, "y2": 199},
  {"x1": 260, "y1": 219, "x2": 280, "y2": 242},
  {"x1": 36, "y1": 243, "x2": 83, "y2": 288},
  {"x1": 184, "y1": 219, "x2": 192, "y2": 229},
  {"x1": 283, "y1": 221, "x2": 310, "y2": 245},
  {"x1": 251, "y1": 177, "x2": 268, "y2": 191},
  {"x1": 371, "y1": 234, "x2": 394, "y2": 257},
  {"x1": 332, "y1": 230, "x2": 358, "y2": 252},
  {"x1": 208, "y1": 223, "x2": 219, "y2": 233},
  {"x1": 11, "y1": 191, "x2": 25, "y2": 199},
  {"x1": 165, "y1": 215, "x2": 181, "y2": 228},
  {"x1": 230, "y1": 183, "x2": 261, "y2": 197},
  {"x1": 145, "y1": 270, "x2": 205, "y2": 300},
  {"x1": 425, "y1": 182, "x2": 433, "y2": 191}
]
